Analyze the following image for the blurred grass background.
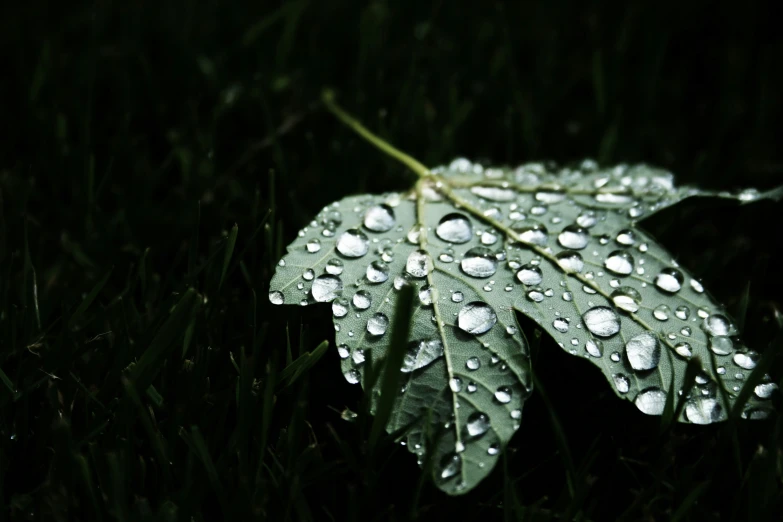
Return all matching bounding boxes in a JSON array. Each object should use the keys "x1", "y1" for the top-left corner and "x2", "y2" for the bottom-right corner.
[{"x1": 1, "y1": 0, "x2": 782, "y2": 520}]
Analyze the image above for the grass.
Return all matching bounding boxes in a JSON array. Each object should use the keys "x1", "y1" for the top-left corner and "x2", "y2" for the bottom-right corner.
[{"x1": 2, "y1": 1, "x2": 783, "y2": 520}]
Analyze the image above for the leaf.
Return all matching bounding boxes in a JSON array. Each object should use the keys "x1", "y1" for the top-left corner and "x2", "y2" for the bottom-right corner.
[{"x1": 267, "y1": 93, "x2": 780, "y2": 495}]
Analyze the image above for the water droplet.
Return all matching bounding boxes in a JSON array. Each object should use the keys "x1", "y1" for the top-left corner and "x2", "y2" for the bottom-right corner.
[
  {"x1": 680, "y1": 326, "x2": 691, "y2": 337},
  {"x1": 337, "y1": 344, "x2": 350, "y2": 359},
  {"x1": 655, "y1": 268, "x2": 684, "y2": 293},
  {"x1": 514, "y1": 223, "x2": 549, "y2": 246},
  {"x1": 586, "y1": 339, "x2": 603, "y2": 357},
  {"x1": 407, "y1": 225, "x2": 422, "y2": 244},
  {"x1": 675, "y1": 305, "x2": 690, "y2": 320},
  {"x1": 471, "y1": 185, "x2": 517, "y2": 201},
  {"x1": 311, "y1": 275, "x2": 343, "y2": 302},
  {"x1": 466, "y1": 356, "x2": 481, "y2": 370},
  {"x1": 352, "y1": 348, "x2": 365, "y2": 365},
  {"x1": 615, "y1": 229, "x2": 636, "y2": 246},
  {"x1": 439, "y1": 251, "x2": 454, "y2": 263},
  {"x1": 465, "y1": 412, "x2": 491, "y2": 437},
  {"x1": 553, "y1": 318, "x2": 569, "y2": 333},
  {"x1": 366, "y1": 261, "x2": 389, "y2": 283},
  {"x1": 596, "y1": 190, "x2": 634, "y2": 204},
  {"x1": 685, "y1": 397, "x2": 723, "y2": 424},
  {"x1": 436, "y1": 213, "x2": 473, "y2": 244},
  {"x1": 610, "y1": 352, "x2": 621, "y2": 362},
  {"x1": 467, "y1": 382, "x2": 477, "y2": 393},
  {"x1": 557, "y1": 225, "x2": 589, "y2": 250},
  {"x1": 703, "y1": 314, "x2": 734, "y2": 337},
  {"x1": 363, "y1": 204, "x2": 396, "y2": 232},
  {"x1": 625, "y1": 333, "x2": 661, "y2": 371},
  {"x1": 495, "y1": 386, "x2": 512, "y2": 403},
  {"x1": 440, "y1": 453, "x2": 461, "y2": 479},
  {"x1": 336, "y1": 229, "x2": 369, "y2": 258},
  {"x1": 332, "y1": 297, "x2": 349, "y2": 317},
  {"x1": 506, "y1": 325, "x2": 517, "y2": 335},
  {"x1": 562, "y1": 291, "x2": 573, "y2": 301},
  {"x1": 480, "y1": 230, "x2": 499, "y2": 245},
  {"x1": 611, "y1": 286, "x2": 642, "y2": 313},
  {"x1": 527, "y1": 289, "x2": 544, "y2": 302},
  {"x1": 461, "y1": 247, "x2": 498, "y2": 278},
  {"x1": 451, "y1": 291, "x2": 464, "y2": 303},
  {"x1": 605, "y1": 251, "x2": 634, "y2": 276},
  {"x1": 487, "y1": 444, "x2": 500, "y2": 456},
  {"x1": 675, "y1": 342, "x2": 692, "y2": 358},
  {"x1": 576, "y1": 210, "x2": 598, "y2": 228},
  {"x1": 303, "y1": 269, "x2": 315, "y2": 281},
  {"x1": 635, "y1": 388, "x2": 667, "y2": 415},
  {"x1": 556, "y1": 251, "x2": 584, "y2": 273},
  {"x1": 394, "y1": 274, "x2": 412, "y2": 290},
  {"x1": 449, "y1": 377, "x2": 463, "y2": 393},
  {"x1": 326, "y1": 258, "x2": 344, "y2": 275},
  {"x1": 402, "y1": 339, "x2": 444, "y2": 372},
  {"x1": 690, "y1": 279, "x2": 704, "y2": 293},
  {"x1": 653, "y1": 304, "x2": 671, "y2": 321},
  {"x1": 583, "y1": 306, "x2": 621, "y2": 338},
  {"x1": 754, "y1": 383, "x2": 778, "y2": 399},
  {"x1": 268, "y1": 291, "x2": 284, "y2": 305},
  {"x1": 733, "y1": 351, "x2": 758, "y2": 370},
  {"x1": 458, "y1": 302, "x2": 497, "y2": 335},
  {"x1": 535, "y1": 190, "x2": 565, "y2": 204},
  {"x1": 418, "y1": 284, "x2": 433, "y2": 306},
  {"x1": 352, "y1": 290, "x2": 372, "y2": 310},
  {"x1": 367, "y1": 313, "x2": 389, "y2": 336},
  {"x1": 306, "y1": 238, "x2": 321, "y2": 253},
  {"x1": 344, "y1": 369, "x2": 360, "y2": 384},
  {"x1": 406, "y1": 249, "x2": 433, "y2": 278},
  {"x1": 613, "y1": 374, "x2": 630, "y2": 393},
  {"x1": 515, "y1": 264, "x2": 543, "y2": 286}
]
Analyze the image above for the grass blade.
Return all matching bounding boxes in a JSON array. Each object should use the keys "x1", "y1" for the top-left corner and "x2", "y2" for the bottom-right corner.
[
  {"x1": 219, "y1": 223, "x2": 238, "y2": 290},
  {"x1": 69, "y1": 267, "x2": 113, "y2": 329}
]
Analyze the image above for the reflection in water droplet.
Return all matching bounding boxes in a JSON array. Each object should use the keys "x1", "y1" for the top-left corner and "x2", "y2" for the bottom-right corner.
[
  {"x1": 465, "y1": 412, "x2": 491, "y2": 437},
  {"x1": 306, "y1": 238, "x2": 321, "y2": 253},
  {"x1": 557, "y1": 225, "x2": 589, "y2": 250},
  {"x1": 458, "y1": 302, "x2": 497, "y2": 335},
  {"x1": 451, "y1": 291, "x2": 464, "y2": 303},
  {"x1": 655, "y1": 268, "x2": 684, "y2": 293},
  {"x1": 625, "y1": 332, "x2": 661, "y2": 371},
  {"x1": 402, "y1": 339, "x2": 444, "y2": 372},
  {"x1": 583, "y1": 307, "x2": 621, "y2": 338},
  {"x1": 556, "y1": 251, "x2": 584, "y2": 273},
  {"x1": 685, "y1": 397, "x2": 723, "y2": 424},
  {"x1": 406, "y1": 250, "x2": 433, "y2": 278},
  {"x1": 635, "y1": 388, "x2": 667, "y2": 415},
  {"x1": 553, "y1": 318, "x2": 569, "y2": 333},
  {"x1": 605, "y1": 251, "x2": 634, "y2": 276},
  {"x1": 366, "y1": 261, "x2": 389, "y2": 283},
  {"x1": 514, "y1": 223, "x2": 549, "y2": 246},
  {"x1": 516, "y1": 264, "x2": 543, "y2": 286},
  {"x1": 344, "y1": 369, "x2": 360, "y2": 384},
  {"x1": 461, "y1": 247, "x2": 498, "y2": 278},
  {"x1": 466, "y1": 357, "x2": 481, "y2": 370},
  {"x1": 332, "y1": 298, "x2": 349, "y2": 317},
  {"x1": 363, "y1": 204, "x2": 396, "y2": 232},
  {"x1": 436, "y1": 213, "x2": 473, "y2": 244},
  {"x1": 471, "y1": 185, "x2": 517, "y2": 201},
  {"x1": 367, "y1": 313, "x2": 389, "y2": 336},
  {"x1": 733, "y1": 351, "x2": 759, "y2": 370},
  {"x1": 611, "y1": 286, "x2": 642, "y2": 313},
  {"x1": 440, "y1": 453, "x2": 461, "y2": 479},
  {"x1": 585, "y1": 339, "x2": 603, "y2": 358},
  {"x1": 653, "y1": 304, "x2": 670, "y2": 321},
  {"x1": 311, "y1": 275, "x2": 343, "y2": 302},
  {"x1": 495, "y1": 386, "x2": 512, "y2": 403},
  {"x1": 269, "y1": 291, "x2": 284, "y2": 305},
  {"x1": 352, "y1": 290, "x2": 372, "y2": 310},
  {"x1": 613, "y1": 374, "x2": 630, "y2": 393},
  {"x1": 326, "y1": 258, "x2": 344, "y2": 275}
]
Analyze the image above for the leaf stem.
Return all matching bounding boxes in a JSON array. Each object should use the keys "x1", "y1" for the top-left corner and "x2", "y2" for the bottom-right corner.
[{"x1": 321, "y1": 89, "x2": 431, "y2": 179}]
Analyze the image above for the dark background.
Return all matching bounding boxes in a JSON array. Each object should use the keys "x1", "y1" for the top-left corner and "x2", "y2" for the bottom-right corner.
[{"x1": 1, "y1": 1, "x2": 782, "y2": 520}]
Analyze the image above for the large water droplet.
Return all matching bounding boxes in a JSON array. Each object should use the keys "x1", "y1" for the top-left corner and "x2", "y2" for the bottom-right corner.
[
  {"x1": 461, "y1": 247, "x2": 498, "y2": 278},
  {"x1": 635, "y1": 388, "x2": 667, "y2": 415},
  {"x1": 605, "y1": 251, "x2": 634, "y2": 276},
  {"x1": 440, "y1": 453, "x2": 461, "y2": 479},
  {"x1": 458, "y1": 302, "x2": 497, "y2": 335},
  {"x1": 465, "y1": 412, "x2": 491, "y2": 438},
  {"x1": 675, "y1": 305, "x2": 690, "y2": 321},
  {"x1": 306, "y1": 238, "x2": 321, "y2": 253},
  {"x1": 675, "y1": 342, "x2": 692, "y2": 358},
  {"x1": 611, "y1": 286, "x2": 642, "y2": 313},
  {"x1": 367, "y1": 313, "x2": 389, "y2": 336},
  {"x1": 733, "y1": 351, "x2": 758, "y2": 370},
  {"x1": 450, "y1": 377, "x2": 462, "y2": 392},
  {"x1": 402, "y1": 339, "x2": 444, "y2": 372},
  {"x1": 653, "y1": 304, "x2": 670, "y2": 321},
  {"x1": 553, "y1": 318, "x2": 569, "y2": 333},
  {"x1": 754, "y1": 383, "x2": 778, "y2": 399},
  {"x1": 336, "y1": 229, "x2": 370, "y2": 258},
  {"x1": 516, "y1": 264, "x2": 543, "y2": 286},
  {"x1": 344, "y1": 369, "x2": 360, "y2": 384},
  {"x1": 352, "y1": 290, "x2": 372, "y2": 310},
  {"x1": 615, "y1": 229, "x2": 636, "y2": 246},
  {"x1": 311, "y1": 275, "x2": 343, "y2": 302},
  {"x1": 576, "y1": 210, "x2": 598, "y2": 228},
  {"x1": 685, "y1": 397, "x2": 723, "y2": 425},
  {"x1": 471, "y1": 186, "x2": 517, "y2": 202},
  {"x1": 613, "y1": 374, "x2": 630, "y2": 393},
  {"x1": 418, "y1": 284, "x2": 433, "y2": 306},
  {"x1": 326, "y1": 258, "x2": 344, "y2": 275},
  {"x1": 582, "y1": 306, "x2": 621, "y2": 338},
  {"x1": 363, "y1": 204, "x2": 396, "y2": 232},
  {"x1": 352, "y1": 348, "x2": 365, "y2": 365},
  {"x1": 703, "y1": 314, "x2": 734, "y2": 337},
  {"x1": 556, "y1": 251, "x2": 584, "y2": 273},
  {"x1": 337, "y1": 344, "x2": 350, "y2": 359},
  {"x1": 332, "y1": 297, "x2": 349, "y2": 317},
  {"x1": 586, "y1": 338, "x2": 603, "y2": 357},
  {"x1": 268, "y1": 291, "x2": 284, "y2": 305},
  {"x1": 495, "y1": 386, "x2": 512, "y2": 403},
  {"x1": 436, "y1": 213, "x2": 473, "y2": 244},
  {"x1": 655, "y1": 268, "x2": 684, "y2": 293},
  {"x1": 366, "y1": 261, "x2": 390, "y2": 283},
  {"x1": 557, "y1": 225, "x2": 589, "y2": 250},
  {"x1": 625, "y1": 332, "x2": 661, "y2": 371},
  {"x1": 710, "y1": 336, "x2": 733, "y2": 355},
  {"x1": 514, "y1": 223, "x2": 549, "y2": 246},
  {"x1": 406, "y1": 250, "x2": 433, "y2": 278}
]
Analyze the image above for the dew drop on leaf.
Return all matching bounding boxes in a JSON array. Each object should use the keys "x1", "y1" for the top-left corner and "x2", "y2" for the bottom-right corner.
[
  {"x1": 332, "y1": 297, "x2": 349, "y2": 317},
  {"x1": 487, "y1": 444, "x2": 499, "y2": 456},
  {"x1": 418, "y1": 284, "x2": 433, "y2": 306},
  {"x1": 436, "y1": 213, "x2": 473, "y2": 244},
  {"x1": 635, "y1": 388, "x2": 667, "y2": 415},
  {"x1": 675, "y1": 342, "x2": 692, "y2": 358},
  {"x1": 685, "y1": 397, "x2": 723, "y2": 424},
  {"x1": 495, "y1": 386, "x2": 512, "y2": 403},
  {"x1": 605, "y1": 250, "x2": 634, "y2": 276},
  {"x1": 449, "y1": 377, "x2": 463, "y2": 392},
  {"x1": 585, "y1": 338, "x2": 603, "y2": 357},
  {"x1": 367, "y1": 313, "x2": 389, "y2": 336},
  {"x1": 326, "y1": 258, "x2": 344, "y2": 275},
  {"x1": 611, "y1": 286, "x2": 642, "y2": 313},
  {"x1": 733, "y1": 351, "x2": 758, "y2": 370},
  {"x1": 344, "y1": 369, "x2": 360, "y2": 384},
  {"x1": 306, "y1": 238, "x2": 321, "y2": 253},
  {"x1": 402, "y1": 339, "x2": 444, "y2": 372},
  {"x1": 514, "y1": 223, "x2": 549, "y2": 246},
  {"x1": 302, "y1": 269, "x2": 314, "y2": 281},
  {"x1": 582, "y1": 306, "x2": 621, "y2": 338},
  {"x1": 553, "y1": 318, "x2": 569, "y2": 333},
  {"x1": 461, "y1": 247, "x2": 498, "y2": 278},
  {"x1": 451, "y1": 291, "x2": 464, "y2": 303},
  {"x1": 466, "y1": 356, "x2": 481, "y2": 370},
  {"x1": 655, "y1": 268, "x2": 684, "y2": 293},
  {"x1": 557, "y1": 225, "x2": 589, "y2": 250},
  {"x1": 352, "y1": 349, "x2": 365, "y2": 365},
  {"x1": 625, "y1": 332, "x2": 661, "y2": 371},
  {"x1": 465, "y1": 412, "x2": 491, "y2": 437},
  {"x1": 311, "y1": 275, "x2": 343, "y2": 302},
  {"x1": 406, "y1": 249, "x2": 433, "y2": 278},
  {"x1": 337, "y1": 344, "x2": 350, "y2": 359},
  {"x1": 268, "y1": 291, "x2": 284, "y2": 305},
  {"x1": 363, "y1": 204, "x2": 396, "y2": 232},
  {"x1": 457, "y1": 302, "x2": 497, "y2": 335},
  {"x1": 516, "y1": 264, "x2": 543, "y2": 286},
  {"x1": 352, "y1": 290, "x2": 372, "y2": 310},
  {"x1": 615, "y1": 229, "x2": 636, "y2": 246},
  {"x1": 675, "y1": 305, "x2": 690, "y2": 320},
  {"x1": 556, "y1": 251, "x2": 584, "y2": 273},
  {"x1": 366, "y1": 261, "x2": 389, "y2": 283},
  {"x1": 703, "y1": 314, "x2": 733, "y2": 336},
  {"x1": 440, "y1": 453, "x2": 461, "y2": 479},
  {"x1": 336, "y1": 228, "x2": 370, "y2": 258},
  {"x1": 710, "y1": 336, "x2": 733, "y2": 355},
  {"x1": 754, "y1": 383, "x2": 778, "y2": 399},
  {"x1": 613, "y1": 374, "x2": 630, "y2": 393},
  {"x1": 653, "y1": 304, "x2": 671, "y2": 321}
]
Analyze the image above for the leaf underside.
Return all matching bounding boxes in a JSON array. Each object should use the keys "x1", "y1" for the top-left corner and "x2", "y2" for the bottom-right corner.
[{"x1": 269, "y1": 158, "x2": 777, "y2": 495}]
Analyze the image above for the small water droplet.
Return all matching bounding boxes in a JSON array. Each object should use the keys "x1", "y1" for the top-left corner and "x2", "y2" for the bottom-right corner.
[
  {"x1": 352, "y1": 290, "x2": 372, "y2": 310},
  {"x1": 352, "y1": 348, "x2": 365, "y2": 365},
  {"x1": 586, "y1": 338, "x2": 603, "y2": 357},
  {"x1": 709, "y1": 336, "x2": 733, "y2": 356},
  {"x1": 690, "y1": 279, "x2": 704, "y2": 293},
  {"x1": 605, "y1": 251, "x2": 634, "y2": 276},
  {"x1": 450, "y1": 377, "x2": 463, "y2": 393},
  {"x1": 495, "y1": 386, "x2": 512, "y2": 403},
  {"x1": 557, "y1": 225, "x2": 589, "y2": 250},
  {"x1": 306, "y1": 238, "x2": 321, "y2": 253},
  {"x1": 418, "y1": 284, "x2": 433, "y2": 306},
  {"x1": 394, "y1": 274, "x2": 412, "y2": 290},
  {"x1": 366, "y1": 261, "x2": 390, "y2": 283},
  {"x1": 675, "y1": 342, "x2": 692, "y2": 358},
  {"x1": 576, "y1": 210, "x2": 598, "y2": 228},
  {"x1": 754, "y1": 383, "x2": 778, "y2": 399},
  {"x1": 653, "y1": 304, "x2": 671, "y2": 321},
  {"x1": 487, "y1": 444, "x2": 500, "y2": 456},
  {"x1": 625, "y1": 333, "x2": 661, "y2": 371},
  {"x1": 451, "y1": 291, "x2": 464, "y2": 303},
  {"x1": 685, "y1": 397, "x2": 723, "y2": 424},
  {"x1": 461, "y1": 247, "x2": 498, "y2": 278},
  {"x1": 553, "y1": 318, "x2": 569, "y2": 333},
  {"x1": 268, "y1": 291, "x2": 284, "y2": 305},
  {"x1": 367, "y1": 313, "x2": 389, "y2": 336},
  {"x1": 337, "y1": 344, "x2": 350, "y2": 359},
  {"x1": 440, "y1": 453, "x2": 462, "y2": 480},
  {"x1": 611, "y1": 286, "x2": 642, "y2": 313},
  {"x1": 467, "y1": 382, "x2": 477, "y2": 393},
  {"x1": 516, "y1": 264, "x2": 543, "y2": 286},
  {"x1": 527, "y1": 289, "x2": 544, "y2": 302},
  {"x1": 535, "y1": 189, "x2": 565, "y2": 204},
  {"x1": 610, "y1": 351, "x2": 621, "y2": 362},
  {"x1": 556, "y1": 251, "x2": 584, "y2": 273},
  {"x1": 311, "y1": 275, "x2": 343, "y2": 302},
  {"x1": 635, "y1": 388, "x2": 666, "y2": 415},
  {"x1": 344, "y1": 369, "x2": 360, "y2": 384},
  {"x1": 514, "y1": 222, "x2": 549, "y2": 246},
  {"x1": 332, "y1": 297, "x2": 349, "y2": 317},
  {"x1": 506, "y1": 325, "x2": 518, "y2": 335},
  {"x1": 465, "y1": 412, "x2": 491, "y2": 437},
  {"x1": 583, "y1": 306, "x2": 621, "y2": 338},
  {"x1": 303, "y1": 269, "x2": 315, "y2": 281},
  {"x1": 562, "y1": 291, "x2": 573, "y2": 301},
  {"x1": 703, "y1": 314, "x2": 734, "y2": 337},
  {"x1": 466, "y1": 357, "x2": 481, "y2": 370},
  {"x1": 615, "y1": 229, "x2": 636, "y2": 246},
  {"x1": 458, "y1": 302, "x2": 498, "y2": 335},
  {"x1": 436, "y1": 213, "x2": 473, "y2": 244},
  {"x1": 406, "y1": 249, "x2": 433, "y2": 278},
  {"x1": 326, "y1": 258, "x2": 344, "y2": 275},
  {"x1": 655, "y1": 268, "x2": 684, "y2": 293},
  {"x1": 336, "y1": 229, "x2": 370, "y2": 258},
  {"x1": 675, "y1": 305, "x2": 690, "y2": 320},
  {"x1": 613, "y1": 374, "x2": 630, "y2": 393},
  {"x1": 363, "y1": 204, "x2": 396, "y2": 232}
]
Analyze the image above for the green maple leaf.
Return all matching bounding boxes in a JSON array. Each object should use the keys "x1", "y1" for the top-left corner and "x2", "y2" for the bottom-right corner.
[{"x1": 268, "y1": 91, "x2": 780, "y2": 495}]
